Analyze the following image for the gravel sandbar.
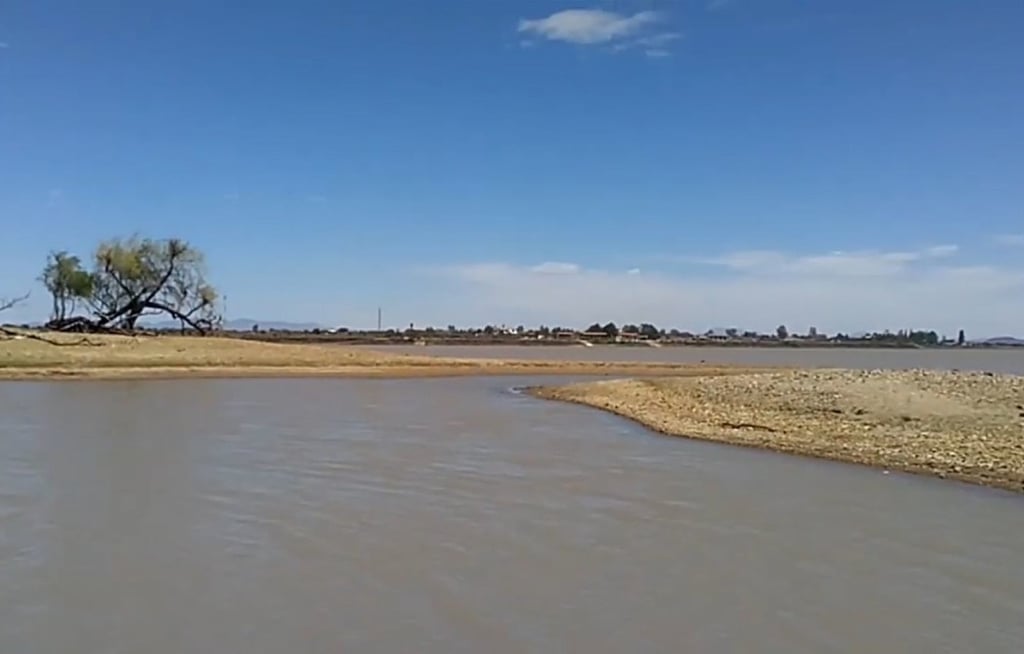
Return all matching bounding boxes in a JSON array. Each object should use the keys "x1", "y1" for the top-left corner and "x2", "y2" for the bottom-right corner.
[{"x1": 533, "y1": 369, "x2": 1024, "y2": 493}]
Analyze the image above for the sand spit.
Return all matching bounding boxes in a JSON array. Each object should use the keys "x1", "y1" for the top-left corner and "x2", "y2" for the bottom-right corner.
[{"x1": 532, "y1": 369, "x2": 1024, "y2": 493}]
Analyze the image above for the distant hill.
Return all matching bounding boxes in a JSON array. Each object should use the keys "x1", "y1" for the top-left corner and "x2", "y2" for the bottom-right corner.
[
  {"x1": 145, "y1": 318, "x2": 325, "y2": 332},
  {"x1": 222, "y1": 318, "x2": 325, "y2": 332},
  {"x1": 977, "y1": 336, "x2": 1024, "y2": 347}
]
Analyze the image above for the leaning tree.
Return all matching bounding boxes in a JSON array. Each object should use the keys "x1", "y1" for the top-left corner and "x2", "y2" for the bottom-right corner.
[{"x1": 41, "y1": 236, "x2": 221, "y2": 334}]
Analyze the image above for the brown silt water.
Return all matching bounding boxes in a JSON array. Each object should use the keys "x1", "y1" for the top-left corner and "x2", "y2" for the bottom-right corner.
[{"x1": 1, "y1": 376, "x2": 1022, "y2": 652}]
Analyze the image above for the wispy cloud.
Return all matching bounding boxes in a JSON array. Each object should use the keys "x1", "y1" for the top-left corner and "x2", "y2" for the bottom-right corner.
[
  {"x1": 994, "y1": 234, "x2": 1024, "y2": 246},
  {"x1": 680, "y1": 245, "x2": 960, "y2": 277},
  {"x1": 531, "y1": 261, "x2": 581, "y2": 275},
  {"x1": 612, "y1": 30, "x2": 682, "y2": 57},
  {"x1": 431, "y1": 243, "x2": 1023, "y2": 336},
  {"x1": 923, "y1": 244, "x2": 959, "y2": 257}
]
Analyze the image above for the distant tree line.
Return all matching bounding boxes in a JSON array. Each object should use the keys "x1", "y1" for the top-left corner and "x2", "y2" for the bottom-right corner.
[
  {"x1": 583, "y1": 322, "x2": 661, "y2": 338},
  {"x1": 831, "y1": 329, "x2": 941, "y2": 346}
]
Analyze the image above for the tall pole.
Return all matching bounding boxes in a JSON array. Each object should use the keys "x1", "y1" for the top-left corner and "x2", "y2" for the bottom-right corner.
[{"x1": 377, "y1": 307, "x2": 382, "y2": 331}]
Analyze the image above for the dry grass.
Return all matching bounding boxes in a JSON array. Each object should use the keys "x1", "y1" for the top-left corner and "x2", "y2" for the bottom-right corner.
[
  {"x1": 0, "y1": 331, "x2": 774, "y2": 380},
  {"x1": 533, "y1": 369, "x2": 1024, "y2": 493},
  {"x1": 0, "y1": 331, "x2": 433, "y2": 369}
]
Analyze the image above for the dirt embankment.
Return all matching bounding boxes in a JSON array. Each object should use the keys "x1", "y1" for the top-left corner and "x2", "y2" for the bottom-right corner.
[
  {"x1": 532, "y1": 370, "x2": 1024, "y2": 493},
  {"x1": 0, "y1": 331, "x2": 773, "y2": 381}
]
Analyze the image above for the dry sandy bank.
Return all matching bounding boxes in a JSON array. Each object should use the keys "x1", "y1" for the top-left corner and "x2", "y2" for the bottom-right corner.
[{"x1": 532, "y1": 370, "x2": 1024, "y2": 493}]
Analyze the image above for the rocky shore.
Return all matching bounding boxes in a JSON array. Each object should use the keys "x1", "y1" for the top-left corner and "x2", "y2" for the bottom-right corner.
[{"x1": 532, "y1": 369, "x2": 1024, "y2": 493}]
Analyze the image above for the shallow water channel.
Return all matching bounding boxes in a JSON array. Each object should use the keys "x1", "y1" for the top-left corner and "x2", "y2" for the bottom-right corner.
[{"x1": 1, "y1": 376, "x2": 1021, "y2": 652}]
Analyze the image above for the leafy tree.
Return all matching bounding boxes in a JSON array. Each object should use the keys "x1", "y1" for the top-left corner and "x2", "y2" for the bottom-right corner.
[
  {"x1": 776, "y1": 324, "x2": 789, "y2": 339},
  {"x1": 621, "y1": 324, "x2": 640, "y2": 335},
  {"x1": 89, "y1": 237, "x2": 216, "y2": 331},
  {"x1": 602, "y1": 322, "x2": 619, "y2": 337},
  {"x1": 639, "y1": 323, "x2": 660, "y2": 338},
  {"x1": 40, "y1": 251, "x2": 94, "y2": 322},
  {"x1": 957, "y1": 329, "x2": 966, "y2": 346},
  {"x1": 40, "y1": 236, "x2": 220, "y2": 333}
]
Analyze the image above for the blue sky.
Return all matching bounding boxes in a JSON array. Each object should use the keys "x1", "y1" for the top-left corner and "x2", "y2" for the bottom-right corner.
[{"x1": 2, "y1": 1, "x2": 1023, "y2": 336}]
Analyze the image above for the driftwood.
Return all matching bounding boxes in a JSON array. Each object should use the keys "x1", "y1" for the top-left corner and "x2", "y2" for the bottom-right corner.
[
  {"x1": 45, "y1": 316, "x2": 99, "y2": 332},
  {"x1": 0, "y1": 327, "x2": 105, "y2": 347},
  {"x1": 43, "y1": 316, "x2": 165, "y2": 337}
]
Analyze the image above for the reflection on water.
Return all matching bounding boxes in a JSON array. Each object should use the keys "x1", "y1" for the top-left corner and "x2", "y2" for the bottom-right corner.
[{"x1": 1, "y1": 377, "x2": 1022, "y2": 653}]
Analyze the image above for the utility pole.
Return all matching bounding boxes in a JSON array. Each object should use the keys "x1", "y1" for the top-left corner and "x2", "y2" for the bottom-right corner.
[{"x1": 377, "y1": 307, "x2": 382, "y2": 331}]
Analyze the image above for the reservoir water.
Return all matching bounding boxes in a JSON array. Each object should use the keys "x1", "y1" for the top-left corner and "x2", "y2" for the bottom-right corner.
[{"x1": 1, "y1": 374, "x2": 1022, "y2": 652}]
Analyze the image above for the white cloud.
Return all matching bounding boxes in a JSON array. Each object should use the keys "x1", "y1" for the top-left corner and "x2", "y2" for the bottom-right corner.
[
  {"x1": 994, "y1": 234, "x2": 1024, "y2": 246},
  {"x1": 518, "y1": 9, "x2": 661, "y2": 46},
  {"x1": 433, "y1": 244, "x2": 1024, "y2": 337}
]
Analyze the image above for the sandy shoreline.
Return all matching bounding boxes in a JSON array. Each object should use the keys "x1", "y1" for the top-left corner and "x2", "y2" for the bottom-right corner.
[
  {"x1": 531, "y1": 370, "x2": 1024, "y2": 493},
  {"x1": 0, "y1": 332, "x2": 772, "y2": 381}
]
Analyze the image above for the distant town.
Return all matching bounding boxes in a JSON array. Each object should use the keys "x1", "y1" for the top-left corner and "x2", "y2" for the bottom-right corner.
[{"x1": 233, "y1": 321, "x2": 1024, "y2": 349}]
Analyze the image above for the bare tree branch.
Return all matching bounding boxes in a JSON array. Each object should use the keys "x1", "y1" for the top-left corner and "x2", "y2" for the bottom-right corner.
[{"x1": 0, "y1": 293, "x2": 29, "y2": 314}]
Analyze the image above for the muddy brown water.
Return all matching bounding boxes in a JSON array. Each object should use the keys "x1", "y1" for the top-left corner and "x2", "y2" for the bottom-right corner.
[{"x1": 1, "y1": 376, "x2": 1022, "y2": 653}]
